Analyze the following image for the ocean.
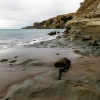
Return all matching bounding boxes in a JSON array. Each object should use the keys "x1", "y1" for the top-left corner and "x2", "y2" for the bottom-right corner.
[{"x1": 0, "y1": 29, "x2": 65, "y2": 50}]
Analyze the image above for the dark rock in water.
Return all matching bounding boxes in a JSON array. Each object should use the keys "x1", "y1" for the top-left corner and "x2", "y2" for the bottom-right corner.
[
  {"x1": 0, "y1": 59, "x2": 8, "y2": 62},
  {"x1": 54, "y1": 57, "x2": 71, "y2": 70},
  {"x1": 57, "y1": 31, "x2": 60, "y2": 34},
  {"x1": 15, "y1": 56, "x2": 17, "y2": 58},
  {"x1": 47, "y1": 31, "x2": 56, "y2": 36},
  {"x1": 9, "y1": 60, "x2": 17, "y2": 63}
]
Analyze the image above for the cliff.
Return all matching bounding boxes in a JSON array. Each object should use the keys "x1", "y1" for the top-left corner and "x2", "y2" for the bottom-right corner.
[
  {"x1": 64, "y1": 0, "x2": 100, "y2": 56},
  {"x1": 22, "y1": 0, "x2": 100, "y2": 29},
  {"x1": 22, "y1": 13, "x2": 74, "y2": 29},
  {"x1": 75, "y1": 0, "x2": 100, "y2": 18},
  {"x1": 33, "y1": 0, "x2": 100, "y2": 56}
]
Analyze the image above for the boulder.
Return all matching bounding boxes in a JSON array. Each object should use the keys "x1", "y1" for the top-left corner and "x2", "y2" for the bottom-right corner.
[
  {"x1": 54, "y1": 57, "x2": 71, "y2": 70},
  {"x1": 47, "y1": 31, "x2": 56, "y2": 36},
  {"x1": 9, "y1": 60, "x2": 17, "y2": 63},
  {"x1": 0, "y1": 59, "x2": 8, "y2": 62},
  {"x1": 54, "y1": 57, "x2": 71, "y2": 80}
]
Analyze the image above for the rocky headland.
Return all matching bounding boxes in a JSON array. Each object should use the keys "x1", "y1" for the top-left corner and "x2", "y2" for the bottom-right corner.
[
  {"x1": 22, "y1": 13, "x2": 74, "y2": 29},
  {"x1": 33, "y1": 0, "x2": 100, "y2": 56},
  {"x1": 65, "y1": 0, "x2": 100, "y2": 56}
]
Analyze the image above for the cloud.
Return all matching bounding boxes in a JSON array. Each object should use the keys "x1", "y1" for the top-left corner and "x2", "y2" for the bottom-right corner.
[{"x1": 0, "y1": 0, "x2": 84, "y2": 29}]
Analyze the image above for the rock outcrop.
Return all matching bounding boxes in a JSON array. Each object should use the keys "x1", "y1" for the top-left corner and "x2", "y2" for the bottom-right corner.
[
  {"x1": 63, "y1": 0, "x2": 100, "y2": 56},
  {"x1": 3, "y1": 69, "x2": 100, "y2": 100},
  {"x1": 32, "y1": 0, "x2": 100, "y2": 56},
  {"x1": 47, "y1": 31, "x2": 56, "y2": 36},
  {"x1": 75, "y1": 0, "x2": 100, "y2": 18},
  {"x1": 22, "y1": 13, "x2": 74, "y2": 29}
]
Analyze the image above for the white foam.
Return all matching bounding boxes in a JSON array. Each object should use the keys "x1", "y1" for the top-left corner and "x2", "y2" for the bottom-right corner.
[
  {"x1": 24, "y1": 34, "x2": 58, "y2": 46},
  {"x1": 0, "y1": 29, "x2": 65, "y2": 50}
]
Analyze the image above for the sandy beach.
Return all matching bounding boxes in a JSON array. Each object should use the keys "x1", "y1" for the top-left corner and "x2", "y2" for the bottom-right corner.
[{"x1": 0, "y1": 45, "x2": 100, "y2": 100}]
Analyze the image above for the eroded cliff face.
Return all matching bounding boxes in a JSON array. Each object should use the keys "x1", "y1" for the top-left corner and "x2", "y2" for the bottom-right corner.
[
  {"x1": 22, "y1": 13, "x2": 74, "y2": 29},
  {"x1": 63, "y1": 0, "x2": 100, "y2": 56},
  {"x1": 75, "y1": 0, "x2": 100, "y2": 18}
]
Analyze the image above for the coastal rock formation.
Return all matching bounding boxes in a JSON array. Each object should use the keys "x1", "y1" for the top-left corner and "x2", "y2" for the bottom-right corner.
[
  {"x1": 75, "y1": 0, "x2": 100, "y2": 18},
  {"x1": 22, "y1": 13, "x2": 74, "y2": 29},
  {"x1": 63, "y1": 0, "x2": 100, "y2": 56},
  {"x1": 47, "y1": 31, "x2": 56, "y2": 36},
  {"x1": 3, "y1": 68, "x2": 100, "y2": 100},
  {"x1": 0, "y1": 59, "x2": 8, "y2": 62},
  {"x1": 32, "y1": 0, "x2": 100, "y2": 56}
]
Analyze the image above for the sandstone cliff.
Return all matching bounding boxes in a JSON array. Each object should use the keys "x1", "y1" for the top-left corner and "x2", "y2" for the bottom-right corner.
[
  {"x1": 22, "y1": 13, "x2": 74, "y2": 29},
  {"x1": 63, "y1": 0, "x2": 100, "y2": 56},
  {"x1": 75, "y1": 0, "x2": 100, "y2": 18},
  {"x1": 32, "y1": 0, "x2": 100, "y2": 56}
]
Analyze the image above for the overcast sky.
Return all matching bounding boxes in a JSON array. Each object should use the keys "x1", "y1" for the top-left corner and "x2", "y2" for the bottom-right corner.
[{"x1": 0, "y1": 0, "x2": 84, "y2": 29}]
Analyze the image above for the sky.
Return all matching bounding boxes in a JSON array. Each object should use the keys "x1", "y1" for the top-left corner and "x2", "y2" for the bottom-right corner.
[{"x1": 0, "y1": 0, "x2": 84, "y2": 29}]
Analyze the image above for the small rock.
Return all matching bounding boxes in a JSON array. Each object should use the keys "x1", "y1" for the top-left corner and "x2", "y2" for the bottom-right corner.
[
  {"x1": 56, "y1": 53, "x2": 59, "y2": 55},
  {"x1": 57, "y1": 31, "x2": 60, "y2": 33},
  {"x1": 47, "y1": 31, "x2": 56, "y2": 36},
  {"x1": 15, "y1": 56, "x2": 17, "y2": 58},
  {"x1": 21, "y1": 69, "x2": 26, "y2": 71},
  {"x1": 82, "y1": 36, "x2": 92, "y2": 41},
  {"x1": 0, "y1": 59, "x2": 8, "y2": 62},
  {"x1": 9, "y1": 60, "x2": 17, "y2": 63},
  {"x1": 80, "y1": 56, "x2": 84, "y2": 58},
  {"x1": 56, "y1": 36, "x2": 61, "y2": 39},
  {"x1": 92, "y1": 41, "x2": 99, "y2": 46},
  {"x1": 4, "y1": 98, "x2": 10, "y2": 100}
]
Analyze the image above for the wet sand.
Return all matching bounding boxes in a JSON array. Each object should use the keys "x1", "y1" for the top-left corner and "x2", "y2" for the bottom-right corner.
[{"x1": 0, "y1": 45, "x2": 100, "y2": 99}]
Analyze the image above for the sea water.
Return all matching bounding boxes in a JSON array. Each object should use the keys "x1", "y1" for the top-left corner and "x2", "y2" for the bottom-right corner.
[{"x1": 0, "y1": 29, "x2": 65, "y2": 50}]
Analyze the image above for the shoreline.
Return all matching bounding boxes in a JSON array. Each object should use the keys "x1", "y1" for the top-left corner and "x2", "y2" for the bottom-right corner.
[
  {"x1": 0, "y1": 45, "x2": 100, "y2": 99},
  {"x1": 0, "y1": 0, "x2": 100, "y2": 99},
  {"x1": 0, "y1": 29, "x2": 65, "y2": 51},
  {"x1": 0, "y1": 45, "x2": 81, "y2": 99}
]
